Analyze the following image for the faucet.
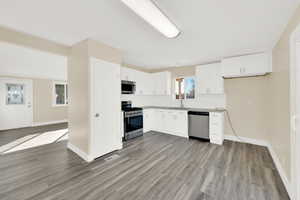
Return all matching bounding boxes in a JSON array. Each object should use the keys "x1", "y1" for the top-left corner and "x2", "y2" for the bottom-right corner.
[{"x1": 180, "y1": 99, "x2": 184, "y2": 108}]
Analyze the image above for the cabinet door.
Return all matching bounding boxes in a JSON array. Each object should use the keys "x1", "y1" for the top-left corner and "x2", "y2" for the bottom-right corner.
[
  {"x1": 196, "y1": 63, "x2": 224, "y2": 94},
  {"x1": 170, "y1": 111, "x2": 188, "y2": 137},
  {"x1": 165, "y1": 110, "x2": 174, "y2": 133},
  {"x1": 153, "y1": 110, "x2": 165, "y2": 132},
  {"x1": 159, "y1": 110, "x2": 167, "y2": 132},
  {"x1": 121, "y1": 67, "x2": 130, "y2": 81},
  {"x1": 221, "y1": 58, "x2": 242, "y2": 78},
  {"x1": 135, "y1": 71, "x2": 146, "y2": 95},
  {"x1": 150, "y1": 72, "x2": 172, "y2": 96},
  {"x1": 222, "y1": 53, "x2": 271, "y2": 78},
  {"x1": 242, "y1": 53, "x2": 271, "y2": 76},
  {"x1": 143, "y1": 109, "x2": 153, "y2": 132},
  {"x1": 159, "y1": 72, "x2": 171, "y2": 95},
  {"x1": 209, "y1": 112, "x2": 224, "y2": 145}
]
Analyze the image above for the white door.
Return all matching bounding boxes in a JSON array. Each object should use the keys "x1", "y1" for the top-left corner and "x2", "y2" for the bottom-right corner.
[
  {"x1": 0, "y1": 78, "x2": 33, "y2": 130},
  {"x1": 90, "y1": 58, "x2": 122, "y2": 159}
]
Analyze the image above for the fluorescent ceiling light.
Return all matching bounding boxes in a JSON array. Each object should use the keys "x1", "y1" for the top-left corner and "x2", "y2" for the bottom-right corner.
[{"x1": 121, "y1": 0, "x2": 180, "y2": 38}]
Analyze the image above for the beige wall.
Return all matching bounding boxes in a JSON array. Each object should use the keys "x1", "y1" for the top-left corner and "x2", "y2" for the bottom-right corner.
[
  {"x1": 33, "y1": 78, "x2": 67, "y2": 123},
  {"x1": 0, "y1": 25, "x2": 70, "y2": 56},
  {"x1": 144, "y1": 65, "x2": 270, "y2": 142},
  {"x1": 224, "y1": 76, "x2": 270, "y2": 141},
  {"x1": 68, "y1": 39, "x2": 122, "y2": 155},
  {"x1": 0, "y1": 76, "x2": 68, "y2": 124},
  {"x1": 68, "y1": 40, "x2": 90, "y2": 154},
  {"x1": 268, "y1": 6, "x2": 300, "y2": 180},
  {"x1": 88, "y1": 39, "x2": 122, "y2": 64}
]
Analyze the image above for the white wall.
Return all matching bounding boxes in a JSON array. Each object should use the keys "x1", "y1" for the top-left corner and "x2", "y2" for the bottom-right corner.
[
  {"x1": 121, "y1": 94, "x2": 226, "y2": 108},
  {"x1": 0, "y1": 41, "x2": 67, "y2": 80}
]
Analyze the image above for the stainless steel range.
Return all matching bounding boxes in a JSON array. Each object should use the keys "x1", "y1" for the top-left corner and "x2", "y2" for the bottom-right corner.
[{"x1": 122, "y1": 101, "x2": 143, "y2": 141}]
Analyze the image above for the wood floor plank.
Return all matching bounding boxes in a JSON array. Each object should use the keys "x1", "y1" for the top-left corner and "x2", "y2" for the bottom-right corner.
[{"x1": 0, "y1": 128, "x2": 290, "y2": 200}]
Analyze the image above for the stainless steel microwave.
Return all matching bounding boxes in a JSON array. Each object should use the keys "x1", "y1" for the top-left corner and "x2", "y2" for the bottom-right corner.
[{"x1": 121, "y1": 80, "x2": 136, "y2": 94}]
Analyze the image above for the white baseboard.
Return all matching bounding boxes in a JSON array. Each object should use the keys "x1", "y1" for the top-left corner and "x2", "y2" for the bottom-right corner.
[
  {"x1": 67, "y1": 142, "x2": 93, "y2": 162},
  {"x1": 266, "y1": 143, "x2": 292, "y2": 198},
  {"x1": 224, "y1": 134, "x2": 268, "y2": 147},
  {"x1": 32, "y1": 120, "x2": 68, "y2": 127},
  {"x1": 225, "y1": 134, "x2": 291, "y2": 198}
]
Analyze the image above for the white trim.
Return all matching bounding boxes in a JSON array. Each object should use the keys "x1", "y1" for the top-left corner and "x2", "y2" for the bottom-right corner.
[
  {"x1": 52, "y1": 81, "x2": 68, "y2": 107},
  {"x1": 67, "y1": 142, "x2": 93, "y2": 162},
  {"x1": 225, "y1": 135, "x2": 291, "y2": 198},
  {"x1": 289, "y1": 24, "x2": 300, "y2": 200},
  {"x1": 32, "y1": 119, "x2": 68, "y2": 127},
  {"x1": 267, "y1": 143, "x2": 292, "y2": 198},
  {"x1": 224, "y1": 134, "x2": 268, "y2": 147}
]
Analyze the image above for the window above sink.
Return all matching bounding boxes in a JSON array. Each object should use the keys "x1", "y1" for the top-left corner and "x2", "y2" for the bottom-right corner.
[{"x1": 174, "y1": 76, "x2": 195, "y2": 100}]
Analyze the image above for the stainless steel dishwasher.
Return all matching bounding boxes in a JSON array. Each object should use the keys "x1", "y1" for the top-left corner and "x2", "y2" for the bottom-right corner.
[{"x1": 188, "y1": 111, "x2": 209, "y2": 140}]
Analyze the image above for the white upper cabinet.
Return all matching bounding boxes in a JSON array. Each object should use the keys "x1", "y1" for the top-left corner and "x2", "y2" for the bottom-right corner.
[
  {"x1": 151, "y1": 71, "x2": 172, "y2": 95},
  {"x1": 221, "y1": 53, "x2": 272, "y2": 78},
  {"x1": 120, "y1": 67, "x2": 132, "y2": 81},
  {"x1": 196, "y1": 63, "x2": 224, "y2": 94},
  {"x1": 121, "y1": 67, "x2": 171, "y2": 96}
]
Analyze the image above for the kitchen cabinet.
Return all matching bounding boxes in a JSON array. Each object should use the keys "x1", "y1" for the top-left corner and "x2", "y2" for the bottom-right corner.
[
  {"x1": 209, "y1": 112, "x2": 224, "y2": 145},
  {"x1": 135, "y1": 71, "x2": 149, "y2": 95},
  {"x1": 144, "y1": 108, "x2": 225, "y2": 145},
  {"x1": 143, "y1": 109, "x2": 153, "y2": 132},
  {"x1": 151, "y1": 72, "x2": 172, "y2": 95},
  {"x1": 143, "y1": 108, "x2": 188, "y2": 138},
  {"x1": 121, "y1": 67, "x2": 133, "y2": 81},
  {"x1": 169, "y1": 110, "x2": 188, "y2": 137},
  {"x1": 121, "y1": 67, "x2": 171, "y2": 96},
  {"x1": 196, "y1": 63, "x2": 224, "y2": 94},
  {"x1": 221, "y1": 53, "x2": 272, "y2": 78}
]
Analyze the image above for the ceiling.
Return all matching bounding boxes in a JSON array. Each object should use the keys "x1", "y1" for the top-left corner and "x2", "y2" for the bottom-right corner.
[{"x1": 0, "y1": 0, "x2": 299, "y2": 69}]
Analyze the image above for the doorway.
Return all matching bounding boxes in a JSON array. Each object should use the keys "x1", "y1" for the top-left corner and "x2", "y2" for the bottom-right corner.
[
  {"x1": 290, "y1": 25, "x2": 300, "y2": 200},
  {"x1": 0, "y1": 78, "x2": 33, "y2": 130}
]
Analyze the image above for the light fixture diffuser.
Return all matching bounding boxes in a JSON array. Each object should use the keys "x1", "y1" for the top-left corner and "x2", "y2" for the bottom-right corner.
[{"x1": 121, "y1": 0, "x2": 180, "y2": 38}]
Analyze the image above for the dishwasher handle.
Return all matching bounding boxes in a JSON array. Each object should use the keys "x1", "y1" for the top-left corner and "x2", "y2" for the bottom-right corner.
[{"x1": 188, "y1": 111, "x2": 209, "y2": 116}]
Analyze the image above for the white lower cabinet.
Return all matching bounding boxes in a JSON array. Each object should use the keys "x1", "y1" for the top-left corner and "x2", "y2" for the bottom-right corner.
[
  {"x1": 144, "y1": 108, "x2": 224, "y2": 144},
  {"x1": 143, "y1": 109, "x2": 188, "y2": 138},
  {"x1": 143, "y1": 109, "x2": 153, "y2": 133},
  {"x1": 209, "y1": 112, "x2": 224, "y2": 145}
]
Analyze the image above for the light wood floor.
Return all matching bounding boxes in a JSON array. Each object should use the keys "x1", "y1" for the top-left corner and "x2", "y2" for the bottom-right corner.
[
  {"x1": 0, "y1": 123, "x2": 68, "y2": 146},
  {"x1": 0, "y1": 130, "x2": 289, "y2": 200}
]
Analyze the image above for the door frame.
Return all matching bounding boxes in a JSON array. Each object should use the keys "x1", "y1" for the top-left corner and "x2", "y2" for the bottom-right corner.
[
  {"x1": 0, "y1": 77, "x2": 33, "y2": 130},
  {"x1": 289, "y1": 24, "x2": 300, "y2": 200}
]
